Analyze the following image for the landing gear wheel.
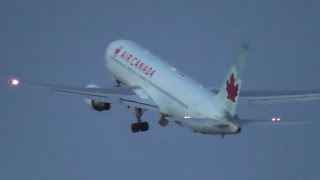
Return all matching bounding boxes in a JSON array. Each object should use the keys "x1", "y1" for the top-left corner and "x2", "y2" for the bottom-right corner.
[
  {"x1": 131, "y1": 122, "x2": 149, "y2": 133},
  {"x1": 131, "y1": 123, "x2": 140, "y2": 133},
  {"x1": 140, "y1": 122, "x2": 149, "y2": 132},
  {"x1": 131, "y1": 108, "x2": 149, "y2": 133},
  {"x1": 159, "y1": 118, "x2": 169, "y2": 127}
]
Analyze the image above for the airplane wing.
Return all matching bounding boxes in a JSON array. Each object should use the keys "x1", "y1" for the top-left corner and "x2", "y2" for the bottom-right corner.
[
  {"x1": 239, "y1": 118, "x2": 312, "y2": 126},
  {"x1": 20, "y1": 80, "x2": 159, "y2": 112},
  {"x1": 210, "y1": 88, "x2": 320, "y2": 105}
]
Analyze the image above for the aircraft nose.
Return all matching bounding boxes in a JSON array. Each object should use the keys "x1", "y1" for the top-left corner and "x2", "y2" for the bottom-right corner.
[{"x1": 236, "y1": 127, "x2": 241, "y2": 133}]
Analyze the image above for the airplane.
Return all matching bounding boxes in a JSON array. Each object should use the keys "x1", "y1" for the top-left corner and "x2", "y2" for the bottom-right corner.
[{"x1": 8, "y1": 40, "x2": 318, "y2": 137}]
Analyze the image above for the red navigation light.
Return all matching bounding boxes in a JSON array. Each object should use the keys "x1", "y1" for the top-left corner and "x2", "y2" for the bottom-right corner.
[{"x1": 8, "y1": 78, "x2": 19, "y2": 86}]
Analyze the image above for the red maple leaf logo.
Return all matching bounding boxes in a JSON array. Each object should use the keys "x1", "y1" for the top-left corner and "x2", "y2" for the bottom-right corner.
[
  {"x1": 113, "y1": 46, "x2": 123, "y2": 57},
  {"x1": 226, "y1": 73, "x2": 239, "y2": 103}
]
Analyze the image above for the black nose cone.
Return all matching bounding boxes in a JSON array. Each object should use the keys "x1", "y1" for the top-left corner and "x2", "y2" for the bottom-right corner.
[{"x1": 237, "y1": 127, "x2": 242, "y2": 133}]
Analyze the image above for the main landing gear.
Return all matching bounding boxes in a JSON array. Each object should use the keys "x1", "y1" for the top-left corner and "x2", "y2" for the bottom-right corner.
[
  {"x1": 131, "y1": 108, "x2": 149, "y2": 133},
  {"x1": 131, "y1": 122, "x2": 149, "y2": 133},
  {"x1": 114, "y1": 80, "x2": 121, "y2": 87},
  {"x1": 158, "y1": 115, "x2": 169, "y2": 127}
]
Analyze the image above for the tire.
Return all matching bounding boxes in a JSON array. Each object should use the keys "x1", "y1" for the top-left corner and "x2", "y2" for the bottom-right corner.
[
  {"x1": 131, "y1": 123, "x2": 139, "y2": 133},
  {"x1": 141, "y1": 122, "x2": 149, "y2": 132}
]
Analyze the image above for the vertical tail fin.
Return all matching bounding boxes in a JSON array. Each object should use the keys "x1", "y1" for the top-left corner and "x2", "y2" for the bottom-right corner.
[{"x1": 216, "y1": 45, "x2": 248, "y2": 116}]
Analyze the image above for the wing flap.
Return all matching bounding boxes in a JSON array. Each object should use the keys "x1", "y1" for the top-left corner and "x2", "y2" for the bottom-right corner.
[
  {"x1": 25, "y1": 80, "x2": 137, "y2": 96},
  {"x1": 119, "y1": 96, "x2": 159, "y2": 112}
]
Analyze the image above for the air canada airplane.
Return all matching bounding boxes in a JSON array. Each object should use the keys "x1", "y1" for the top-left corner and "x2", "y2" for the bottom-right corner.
[{"x1": 9, "y1": 40, "x2": 319, "y2": 136}]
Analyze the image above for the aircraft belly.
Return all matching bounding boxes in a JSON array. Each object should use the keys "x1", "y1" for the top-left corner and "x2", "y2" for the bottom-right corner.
[
  {"x1": 105, "y1": 39, "x2": 217, "y2": 119},
  {"x1": 106, "y1": 59, "x2": 188, "y2": 116},
  {"x1": 144, "y1": 86, "x2": 188, "y2": 116},
  {"x1": 181, "y1": 121, "x2": 237, "y2": 134}
]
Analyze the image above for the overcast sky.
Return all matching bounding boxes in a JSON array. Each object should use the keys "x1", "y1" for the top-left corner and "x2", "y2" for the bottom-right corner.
[{"x1": 0, "y1": 0, "x2": 319, "y2": 179}]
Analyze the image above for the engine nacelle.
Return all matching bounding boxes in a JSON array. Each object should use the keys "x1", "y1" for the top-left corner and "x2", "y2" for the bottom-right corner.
[
  {"x1": 83, "y1": 84, "x2": 111, "y2": 112},
  {"x1": 84, "y1": 99, "x2": 111, "y2": 112}
]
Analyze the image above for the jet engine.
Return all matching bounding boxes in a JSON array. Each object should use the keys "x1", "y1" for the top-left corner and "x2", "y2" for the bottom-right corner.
[{"x1": 83, "y1": 84, "x2": 111, "y2": 112}]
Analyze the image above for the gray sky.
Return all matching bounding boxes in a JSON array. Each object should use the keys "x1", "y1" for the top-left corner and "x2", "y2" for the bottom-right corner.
[{"x1": 1, "y1": 0, "x2": 319, "y2": 179}]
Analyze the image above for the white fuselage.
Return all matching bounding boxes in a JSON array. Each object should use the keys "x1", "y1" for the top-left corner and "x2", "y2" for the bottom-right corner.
[{"x1": 105, "y1": 40, "x2": 239, "y2": 134}]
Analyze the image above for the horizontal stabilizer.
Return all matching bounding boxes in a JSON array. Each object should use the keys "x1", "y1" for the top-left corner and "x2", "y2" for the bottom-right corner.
[
  {"x1": 240, "y1": 118, "x2": 312, "y2": 126},
  {"x1": 210, "y1": 88, "x2": 320, "y2": 105}
]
